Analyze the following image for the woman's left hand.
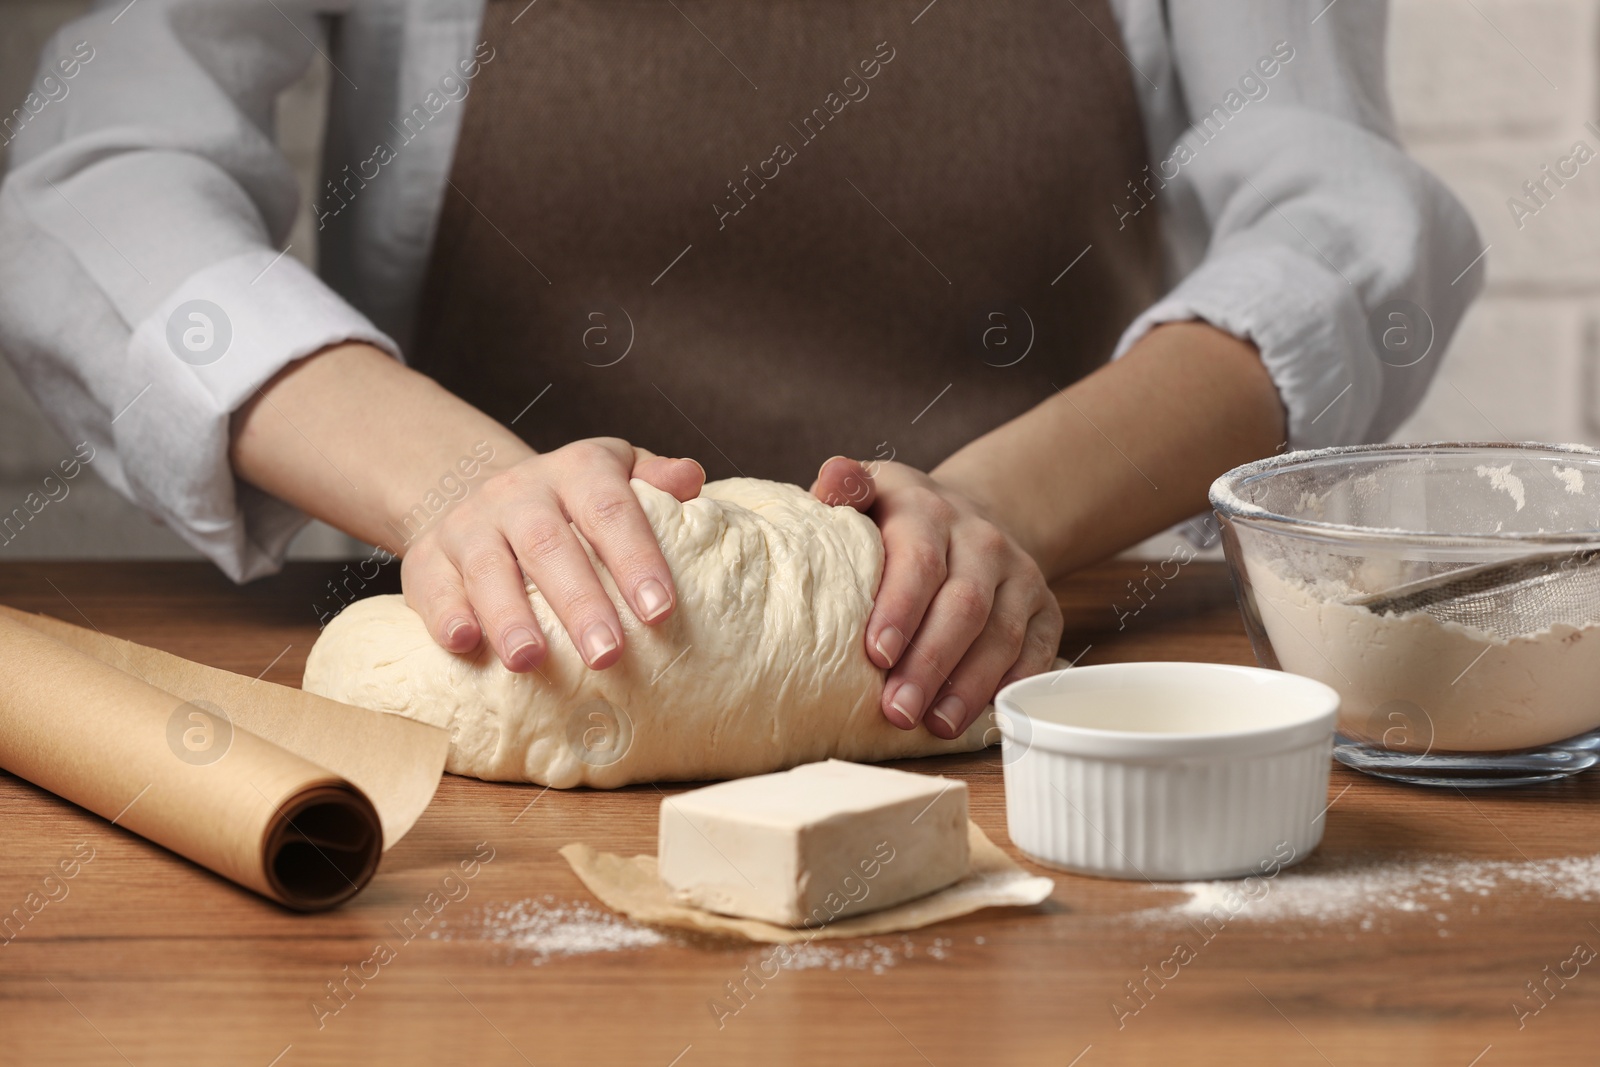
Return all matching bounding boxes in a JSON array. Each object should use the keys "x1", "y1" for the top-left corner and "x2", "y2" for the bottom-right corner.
[{"x1": 811, "y1": 456, "x2": 1063, "y2": 738}]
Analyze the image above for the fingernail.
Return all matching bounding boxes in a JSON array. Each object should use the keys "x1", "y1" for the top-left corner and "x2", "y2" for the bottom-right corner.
[
  {"x1": 889, "y1": 682, "x2": 925, "y2": 726},
  {"x1": 444, "y1": 617, "x2": 474, "y2": 647},
  {"x1": 874, "y1": 626, "x2": 906, "y2": 668},
  {"x1": 931, "y1": 695, "x2": 966, "y2": 737},
  {"x1": 581, "y1": 622, "x2": 619, "y2": 666},
  {"x1": 636, "y1": 578, "x2": 672, "y2": 622},
  {"x1": 503, "y1": 627, "x2": 541, "y2": 670}
]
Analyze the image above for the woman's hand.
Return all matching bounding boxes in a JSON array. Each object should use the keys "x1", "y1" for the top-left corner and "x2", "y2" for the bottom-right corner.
[
  {"x1": 401, "y1": 439, "x2": 705, "y2": 672},
  {"x1": 811, "y1": 457, "x2": 1063, "y2": 739}
]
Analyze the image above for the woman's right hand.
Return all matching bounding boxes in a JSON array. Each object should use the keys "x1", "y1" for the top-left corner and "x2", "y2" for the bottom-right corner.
[{"x1": 400, "y1": 438, "x2": 705, "y2": 672}]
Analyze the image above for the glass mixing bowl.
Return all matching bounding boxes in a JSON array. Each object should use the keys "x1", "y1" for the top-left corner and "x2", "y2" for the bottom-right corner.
[{"x1": 1210, "y1": 443, "x2": 1600, "y2": 787}]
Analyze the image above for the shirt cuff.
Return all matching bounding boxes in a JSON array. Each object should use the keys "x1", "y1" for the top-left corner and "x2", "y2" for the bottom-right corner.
[
  {"x1": 120, "y1": 249, "x2": 399, "y2": 581},
  {"x1": 1110, "y1": 243, "x2": 1381, "y2": 452}
]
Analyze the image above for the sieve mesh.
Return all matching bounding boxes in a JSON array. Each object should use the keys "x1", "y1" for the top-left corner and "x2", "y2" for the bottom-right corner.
[{"x1": 1349, "y1": 548, "x2": 1600, "y2": 638}]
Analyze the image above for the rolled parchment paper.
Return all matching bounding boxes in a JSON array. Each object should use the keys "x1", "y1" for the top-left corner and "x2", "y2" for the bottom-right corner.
[
  {"x1": 0, "y1": 607, "x2": 448, "y2": 910},
  {"x1": 0, "y1": 604, "x2": 446, "y2": 849}
]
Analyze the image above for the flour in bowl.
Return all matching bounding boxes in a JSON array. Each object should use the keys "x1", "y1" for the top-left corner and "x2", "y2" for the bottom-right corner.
[{"x1": 1247, "y1": 560, "x2": 1600, "y2": 751}]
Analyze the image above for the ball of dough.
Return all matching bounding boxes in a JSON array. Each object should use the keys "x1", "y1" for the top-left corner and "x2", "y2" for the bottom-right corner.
[{"x1": 303, "y1": 478, "x2": 992, "y2": 787}]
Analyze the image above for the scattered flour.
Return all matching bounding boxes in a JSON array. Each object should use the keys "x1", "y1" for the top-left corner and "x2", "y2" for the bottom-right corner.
[
  {"x1": 1474, "y1": 463, "x2": 1527, "y2": 511},
  {"x1": 431, "y1": 903, "x2": 977, "y2": 970},
  {"x1": 1138, "y1": 853, "x2": 1600, "y2": 935},
  {"x1": 431, "y1": 896, "x2": 668, "y2": 964},
  {"x1": 776, "y1": 935, "x2": 958, "y2": 975}
]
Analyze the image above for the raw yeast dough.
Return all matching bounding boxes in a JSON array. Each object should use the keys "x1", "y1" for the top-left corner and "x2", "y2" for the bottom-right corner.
[{"x1": 303, "y1": 478, "x2": 992, "y2": 787}]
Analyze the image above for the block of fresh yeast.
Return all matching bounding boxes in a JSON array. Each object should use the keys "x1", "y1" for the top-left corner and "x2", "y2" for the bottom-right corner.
[{"x1": 657, "y1": 759, "x2": 970, "y2": 926}]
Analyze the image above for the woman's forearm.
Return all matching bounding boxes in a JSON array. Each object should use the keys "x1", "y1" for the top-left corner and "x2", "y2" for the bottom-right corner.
[
  {"x1": 932, "y1": 321, "x2": 1287, "y2": 579},
  {"x1": 229, "y1": 342, "x2": 533, "y2": 553},
  {"x1": 236, "y1": 326, "x2": 1283, "y2": 576}
]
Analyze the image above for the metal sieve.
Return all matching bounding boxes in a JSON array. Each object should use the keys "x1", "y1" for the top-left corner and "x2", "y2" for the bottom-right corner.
[{"x1": 1347, "y1": 546, "x2": 1600, "y2": 638}]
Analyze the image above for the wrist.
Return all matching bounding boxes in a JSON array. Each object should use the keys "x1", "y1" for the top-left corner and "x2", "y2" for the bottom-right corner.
[
  {"x1": 928, "y1": 462, "x2": 1050, "y2": 570},
  {"x1": 232, "y1": 339, "x2": 536, "y2": 554}
]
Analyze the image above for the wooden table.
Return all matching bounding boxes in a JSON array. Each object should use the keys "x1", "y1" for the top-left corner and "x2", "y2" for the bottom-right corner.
[{"x1": 1, "y1": 560, "x2": 1596, "y2": 1066}]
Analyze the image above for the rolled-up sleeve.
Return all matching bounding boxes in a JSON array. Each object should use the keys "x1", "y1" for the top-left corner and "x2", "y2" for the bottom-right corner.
[
  {"x1": 0, "y1": 1, "x2": 397, "y2": 581},
  {"x1": 1112, "y1": 1, "x2": 1484, "y2": 449}
]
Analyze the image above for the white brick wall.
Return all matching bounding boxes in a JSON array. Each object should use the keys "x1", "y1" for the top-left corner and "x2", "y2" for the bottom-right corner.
[
  {"x1": 1389, "y1": 0, "x2": 1600, "y2": 449},
  {"x1": 0, "y1": 1, "x2": 1595, "y2": 561},
  {"x1": 1388, "y1": 0, "x2": 1590, "y2": 137}
]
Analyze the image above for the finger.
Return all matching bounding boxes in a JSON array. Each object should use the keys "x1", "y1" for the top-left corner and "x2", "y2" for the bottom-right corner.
[
  {"x1": 448, "y1": 531, "x2": 549, "y2": 672},
  {"x1": 865, "y1": 491, "x2": 951, "y2": 673},
  {"x1": 810, "y1": 456, "x2": 877, "y2": 512},
  {"x1": 505, "y1": 487, "x2": 626, "y2": 669},
  {"x1": 923, "y1": 581, "x2": 1055, "y2": 740},
  {"x1": 401, "y1": 544, "x2": 482, "y2": 654},
  {"x1": 633, "y1": 451, "x2": 706, "y2": 502},
  {"x1": 995, "y1": 598, "x2": 1065, "y2": 693},
  {"x1": 566, "y1": 470, "x2": 681, "y2": 627},
  {"x1": 881, "y1": 541, "x2": 996, "y2": 730}
]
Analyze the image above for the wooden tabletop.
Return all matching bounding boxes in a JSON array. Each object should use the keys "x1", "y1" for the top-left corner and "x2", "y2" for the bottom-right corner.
[{"x1": 1, "y1": 560, "x2": 1596, "y2": 1066}]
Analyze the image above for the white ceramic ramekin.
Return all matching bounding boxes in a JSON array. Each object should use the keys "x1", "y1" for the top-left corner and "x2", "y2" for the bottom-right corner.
[{"x1": 995, "y1": 662, "x2": 1339, "y2": 881}]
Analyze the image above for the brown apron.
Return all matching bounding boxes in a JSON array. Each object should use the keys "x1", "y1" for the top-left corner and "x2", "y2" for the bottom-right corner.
[{"x1": 412, "y1": 0, "x2": 1161, "y2": 485}]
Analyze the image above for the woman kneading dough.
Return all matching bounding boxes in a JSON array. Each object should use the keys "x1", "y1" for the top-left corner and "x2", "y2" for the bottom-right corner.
[{"x1": 0, "y1": 1, "x2": 1482, "y2": 746}]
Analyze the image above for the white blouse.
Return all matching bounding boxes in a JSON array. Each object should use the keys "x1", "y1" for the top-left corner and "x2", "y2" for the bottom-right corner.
[{"x1": 0, "y1": 0, "x2": 1483, "y2": 580}]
